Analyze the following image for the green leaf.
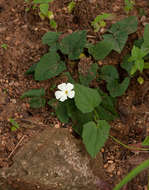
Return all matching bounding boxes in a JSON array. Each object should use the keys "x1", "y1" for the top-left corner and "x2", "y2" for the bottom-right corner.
[
  {"x1": 9, "y1": 118, "x2": 19, "y2": 129},
  {"x1": 68, "y1": 1, "x2": 76, "y2": 13},
  {"x1": 21, "y1": 88, "x2": 45, "y2": 99},
  {"x1": 100, "y1": 65, "x2": 119, "y2": 82},
  {"x1": 129, "y1": 46, "x2": 147, "y2": 73},
  {"x1": 96, "y1": 89, "x2": 118, "y2": 121},
  {"x1": 74, "y1": 84, "x2": 101, "y2": 113},
  {"x1": 66, "y1": 100, "x2": 93, "y2": 135},
  {"x1": 104, "y1": 16, "x2": 138, "y2": 53},
  {"x1": 11, "y1": 126, "x2": 18, "y2": 131},
  {"x1": 124, "y1": 0, "x2": 134, "y2": 13},
  {"x1": 42, "y1": 31, "x2": 61, "y2": 51},
  {"x1": 29, "y1": 97, "x2": 46, "y2": 108},
  {"x1": 33, "y1": 0, "x2": 53, "y2": 4},
  {"x1": 50, "y1": 19, "x2": 57, "y2": 29},
  {"x1": 103, "y1": 32, "x2": 128, "y2": 53},
  {"x1": 107, "y1": 77, "x2": 130, "y2": 97},
  {"x1": 60, "y1": 31, "x2": 87, "y2": 60},
  {"x1": 144, "y1": 62, "x2": 149, "y2": 69},
  {"x1": 34, "y1": 52, "x2": 66, "y2": 81},
  {"x1": 83, "y1": 120, "x2": 110, "y2": 158},
  {"x1": 55, "y1": 101, "x2": 69, "y2": 123},
  {"x1": 39, "y1": 3, "x2": 49, "y2": 16},
  {"x1": 25, "y1": 63, "x2": 37, "y2": 75},
  {"x1": 113, "y1": 159, "x2": 149, "y2": 190},
  {"x1": 109, "y1": 16, "x2": 138, "y2": 35},
  {"x1": 48, "y1": 98, "x2": 57, "y2": 108},
  {"x1": 79, "y1": 63, "x2": 98, "y2": 86},
  {"x1": 121, "y1": 55, "x2": 134, "y2": 75},
  {"x1": 88, "y1": 39, "x2": 113, "y2": 60},
  {"x1": 134, "y1": 38, "x2": 143, "y2": 48},
  {"x1": 142, "y1": 24, "x2": 149, "y2": 49},
  {"x1": 142, "y1": 136, "x2": 149, "y2": 146}
]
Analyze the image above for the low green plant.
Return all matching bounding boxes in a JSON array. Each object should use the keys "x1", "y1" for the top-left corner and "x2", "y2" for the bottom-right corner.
[
  {"x1": 124, "y1": 0, "x2": 135, "y2": 14},
  {"x1": 68, "y1": 1, "x2": 76, "y2": 13},
  {"x1": 21, "y1": 88, "x2": 46, "y2": 108},
  {"x1": 91, "y1": 13, "x2": 113, "y2": 32},
  {"x1": 25, "y1": 0, "x2": 57, "y2": 29},
  {"x1": 1, "y1": 43, "x2": 8, "y2": 50},
  {"x1": 22, "y1": 20, "x2": 134, "y2": 157},
  {"x1": 9, "y1": 118, "x2": 20, "y2": 131},
  {"x1": 21, "y1": 13, "x2": 149, "y2": 189},
  {"x1": 89, "y1": 16, "x2": 138, "y2": 59},
  {"x1": 121, "y1": 24, "x2": 149, "y2": 84},
  {"x1": 22, "y1": 16, "x2": 148, "y2": 159}
]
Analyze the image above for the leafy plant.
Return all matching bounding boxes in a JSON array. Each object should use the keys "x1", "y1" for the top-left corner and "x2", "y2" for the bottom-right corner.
[
  {"x1": 68, "y1": 1, "x2": 76, "y2": 13},
  {"x1": 121, "y1": 24, "x2": 149, "y2": 84},
  {"x1": 100, "y1": 65, "x2": 130, "y2": 97},
  {"x1": 21, "y1": 88, "x2": 46, "y2": 108},
  {"x1": 9, "y1": 118, "x2": 20, "y2": 131},
  {"x1": 91, "y1": 13, "x2": 113, "y2": 32},
  {"x1": 124, "y1": 0, "x2": 135, "y2": 14},
  {"x1": 22, "y1": 16, "x2": 142, "y2": 158},
  {"x1": 1, "y1": 43, "x2": 8, "y2": 50},
  {"x1": 89, "y1": 16, "x2": 138, "y2": 60},
  {"x1": 25, "y1": 0, "x2": 57, "y2": 29}
]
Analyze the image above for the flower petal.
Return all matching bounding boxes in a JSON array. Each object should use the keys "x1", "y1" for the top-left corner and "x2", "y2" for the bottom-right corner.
[
  {"x1": 57, "y1": 83, "x2": 67, "y2": 91},
  {"x1": 55, "y1": 90, "x2": 64, "y2": 100},
  {"x1": 66, "y1": 83, "x2": 74, "y2": 90},
  {"x1": 59, "y1": 94, "x2": 67, "y2": 102},
  {"x1": 67, "y1": 90, "x2": 75, "y2": 99}
]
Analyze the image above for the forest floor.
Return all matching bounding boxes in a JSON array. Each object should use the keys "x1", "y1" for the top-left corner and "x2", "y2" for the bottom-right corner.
[{"x1": 0, "y1": 0, "x2": 149, "y2": 189}]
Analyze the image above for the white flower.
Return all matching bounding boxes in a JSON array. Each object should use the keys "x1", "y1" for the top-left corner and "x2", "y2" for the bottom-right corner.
[{"x1": 55, "y1": 83, "x2": 75, "y2": 102}]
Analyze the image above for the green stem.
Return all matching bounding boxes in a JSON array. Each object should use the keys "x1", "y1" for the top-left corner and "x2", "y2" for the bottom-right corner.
[
  {"x1": 110, "y1": 135, "x2": 149, "y2": 151},
  {"x1": 93, "y1": 109, "x2": 99, "y2": 123}
]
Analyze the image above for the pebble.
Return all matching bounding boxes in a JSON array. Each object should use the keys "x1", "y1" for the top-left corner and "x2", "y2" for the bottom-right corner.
[
  {"x1": 117, "y1": 170, "x2": 121, "y2": 176},
  {"x1": 104, "y1": 163, "x2": 108, "y2": 168},
  {"x1": 107, "y1": 160, "x2": 114, "y2": 164},
  {"x1": 10, "y1": 99, "x2": 16, "y2": 104},
  {"x1": 140, "y1": 16, "x2": 146, "y2": 23},
  {"x1": 106, "y1": 163, "x2": 116, "y2": 173},
  {"x1": 113, "y1": 5, "x2": 120, "y2": 12}
]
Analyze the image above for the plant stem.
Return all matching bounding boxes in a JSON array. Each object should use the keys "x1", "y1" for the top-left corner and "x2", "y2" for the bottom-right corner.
[
  {"x1": 93, "y1": 109, "x2": 99, "y2": 122},
  {"x1": 110, "y1": 135, "x2": 149, "y2": 151}
]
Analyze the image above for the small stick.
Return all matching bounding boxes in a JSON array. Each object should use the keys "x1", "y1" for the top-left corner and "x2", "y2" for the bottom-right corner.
[{"x1": 8, "y1": 135, "x2": 25, "y2": 159}]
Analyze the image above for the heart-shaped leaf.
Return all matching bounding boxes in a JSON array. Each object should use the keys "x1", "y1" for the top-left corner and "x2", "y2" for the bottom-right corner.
[
  {"x1": 83, "y1": 120, "x2": 110, "y2": 158},
  {"x1": 60, "y1": 31, "x2": 87, "y2": 60},
  {"x1": 35, "y1": 52, "x2": 66, "y2": 81},
  {"x1": 74, "y1": 84, "x2": 101, "y2": 113}
]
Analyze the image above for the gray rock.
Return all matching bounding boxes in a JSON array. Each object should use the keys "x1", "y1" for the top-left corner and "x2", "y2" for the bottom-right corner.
[{"x1": 0, "y1": 128, "x2": 107, "y2": 190}]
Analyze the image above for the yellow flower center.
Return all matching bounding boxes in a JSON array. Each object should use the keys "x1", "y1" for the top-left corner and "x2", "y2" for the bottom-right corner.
[{"x1": 65, "y1": 90, "x2": 68, "y2": 94}]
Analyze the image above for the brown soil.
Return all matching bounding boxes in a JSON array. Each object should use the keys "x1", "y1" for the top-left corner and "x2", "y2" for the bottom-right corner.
[{"x1": 0, "y1": 0, "x2": 149, "y2": 189}]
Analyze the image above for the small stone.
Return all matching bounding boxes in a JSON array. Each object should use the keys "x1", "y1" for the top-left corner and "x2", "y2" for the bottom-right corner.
[
  {"x1": 140, "y1": 16, "x2": 146, "y2": 23},
  {"x1": 106, "y1": 163, "x2": 116, "y2": 173},
  {"x1": 117, "y1": 170, "x2": 121, "y2": 176},
  {"x1": 10, "y1": 99, "x2": 16, "y2": 104},
  {"x1": 113, "y1": 5, "x2": 120, "y2": 12},
  {"x1": 107, "y1": 160, "x2": 114, "y2": 164},
  {"x1": 100, "y1": 28, "x2": 106, "y2": 34},
  {"x1": 104, "y1": 163, "x2": 108, "y2": 168}
]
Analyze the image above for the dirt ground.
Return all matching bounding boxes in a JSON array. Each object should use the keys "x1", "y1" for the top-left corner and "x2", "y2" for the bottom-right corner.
[{"x1": 0, "y1": 0, "x2": 149, "y2": 189}]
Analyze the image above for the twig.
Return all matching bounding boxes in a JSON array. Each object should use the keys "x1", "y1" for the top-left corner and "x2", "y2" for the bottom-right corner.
[{"x1": 8, "y1": 135, "x2": 25, "y2": 159}]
